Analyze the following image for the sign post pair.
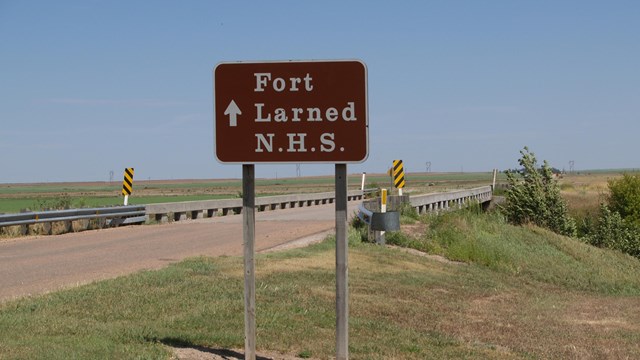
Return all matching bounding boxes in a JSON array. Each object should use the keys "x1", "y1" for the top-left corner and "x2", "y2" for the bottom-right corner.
[{"x1": 214, "y1": 60, "x2": 368, "y2": 360}]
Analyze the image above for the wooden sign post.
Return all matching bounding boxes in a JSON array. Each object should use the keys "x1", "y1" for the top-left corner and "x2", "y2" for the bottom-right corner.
[
  {"x1": 242, "y1": 164, "x2": 256, "y2": 359},
  {"x1": 335, "y1": 163, "x2": 349, "y2": 359}
]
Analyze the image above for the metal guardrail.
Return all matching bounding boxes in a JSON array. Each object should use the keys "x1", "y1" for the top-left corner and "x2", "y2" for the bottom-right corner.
[
  {"x1": 357, "y1": 203, "x2": 373, "y2": 224},
  {"x1": 0, "y1": 206, "x2": 146, "y2": 228}
]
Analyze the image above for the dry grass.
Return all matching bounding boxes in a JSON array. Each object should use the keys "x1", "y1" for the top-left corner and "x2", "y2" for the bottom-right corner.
[{"x1": 559, "y1": 173, "x2": 616, "y2": 221}]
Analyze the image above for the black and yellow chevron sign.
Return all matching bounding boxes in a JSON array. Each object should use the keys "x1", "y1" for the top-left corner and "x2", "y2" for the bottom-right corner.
[
  {"x1": 121, "y1": 168, "x2": 135, "y2": 196},
  {"x1": 392, "y1": 160, "x2": 405, "y2": 189}
]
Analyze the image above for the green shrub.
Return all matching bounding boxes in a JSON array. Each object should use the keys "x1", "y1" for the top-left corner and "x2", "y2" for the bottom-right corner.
[
  {"x1": 385, "y1": 229, "x2": 439, "y2": 253},
  {"x1": 502, "y1": 147, "x2": 576, "y2": 237},
  {"x1": 584, "y1": 204, "x2": 640, "y2": 258},
  {"x1": 607, "y1": 173, "x2": 640, "y2": 226},
  {"x1": 33, "y1": 194, "x2": 73, "y2": 211},
  {"x1": 399, "y1": 202, "x2": 419, "y2": 224},
  {"x1": 349, "y1": 212, "x2": 370, "y2": 243},
  {"x1": 364, "y1": 182, "x2": 380, "y2": 199},
  {"x1": 580, "y1": 173, "x2": 640, "y2": 259}
]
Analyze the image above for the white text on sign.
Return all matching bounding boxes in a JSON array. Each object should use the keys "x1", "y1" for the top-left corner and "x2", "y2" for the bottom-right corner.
[
  {"x1": 251, "y1": 72, "x2": 357, "y2": 154},
  {"x1": 254, "y1": 73, "x2": 314, "y2": 92}
]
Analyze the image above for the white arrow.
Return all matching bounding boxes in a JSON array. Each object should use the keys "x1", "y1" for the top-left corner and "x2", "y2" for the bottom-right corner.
[{"x1": 224, "y1": 100, "x2": 241, "y2": 127}]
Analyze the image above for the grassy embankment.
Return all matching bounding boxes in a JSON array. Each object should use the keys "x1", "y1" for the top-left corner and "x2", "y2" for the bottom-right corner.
[{"x1": 1, "y1": 207, "x2": 640, "y2": 359}]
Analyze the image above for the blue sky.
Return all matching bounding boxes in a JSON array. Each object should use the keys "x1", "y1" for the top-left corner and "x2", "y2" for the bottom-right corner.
[{"x1": 1, "y1": 1, "x2": 639, "y2": 183}]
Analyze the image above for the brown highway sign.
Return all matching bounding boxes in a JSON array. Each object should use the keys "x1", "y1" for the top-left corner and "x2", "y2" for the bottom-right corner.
[{"x1": 214, "y1": 60, "x2": 368, "y2": 163}]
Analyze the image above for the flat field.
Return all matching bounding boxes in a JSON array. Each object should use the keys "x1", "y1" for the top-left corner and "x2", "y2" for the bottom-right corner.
[
  {"x1": 0, "y1": 172, "x2": 500, "y2": 214},
  {"x1": 1, "y1": 169, "x2": 634, "y2": 216},
  {"x1": 556, "y1": 170, "x2": 640, "y2": 221}
]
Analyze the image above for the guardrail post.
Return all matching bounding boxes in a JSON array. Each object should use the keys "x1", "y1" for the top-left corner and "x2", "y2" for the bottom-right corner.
[
  {"x1": 76, "y1": 219, "x2": 89, "y2": 232},
  {"x1": 62, "y1": 221, "x2": 72, "y2": 233},
  {"x1": 41, "y1": 222, "x2": 52, "y2": 235}
]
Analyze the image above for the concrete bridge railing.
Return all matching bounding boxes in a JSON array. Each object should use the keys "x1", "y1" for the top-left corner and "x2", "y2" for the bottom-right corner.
[
  {"x1": 146, "y1": 186, "x2": 493, "y2": 225},
  {"x1": 410, "y1": 186, "x2": 493, "y2": 214},
  {"x1": 146, "y1": 190, "x2": 366, "y2": 223}
]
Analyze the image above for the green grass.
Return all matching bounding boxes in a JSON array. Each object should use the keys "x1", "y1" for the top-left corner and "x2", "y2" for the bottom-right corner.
[
  {"x1": 0, "y1": 184, "x2": 120, "y2": 195},
  {"x1": 2, "y1": 212, "x2": 640, "y2": 359},
  {"x1": 0, "y1": 241, "x2": 502, "y2": 360},
  {"x1": 1, "y1": 194, "x2": 304, "y2": 214},
  {"x1": 0, "y1": 195, "x2": 239, "y2": 213},
  {"x1": 388, "y1": 208, "x2": 640, "y2": 295},
  {"x1": 0, "y1": 177, "x2": 348, "y2": 196}
]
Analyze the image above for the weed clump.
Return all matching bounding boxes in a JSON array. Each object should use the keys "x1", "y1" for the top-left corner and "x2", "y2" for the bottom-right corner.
[
  {"x1": 502, "y1": 147, "x2": 576, "y2": 237},
  {"x1": 399, "y1": 202, "x2": 419, "y2": 224},
  {"x1": 349, "y1": 213, "x2": 370, "y2": 243}
]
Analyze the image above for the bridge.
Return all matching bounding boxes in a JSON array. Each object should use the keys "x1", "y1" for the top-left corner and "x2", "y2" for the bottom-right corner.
[{"x1": 0, "y1": 186, "x2": 493, "y2": 235}]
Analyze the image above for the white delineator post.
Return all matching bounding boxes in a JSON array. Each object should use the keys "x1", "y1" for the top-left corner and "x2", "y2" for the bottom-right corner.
[
  {"x1": 381, "y1": 188, "x2": 387, "y2": 213},
  {"x1": 361, "y1": 172, "x2": 366, "y2": 192},
  {"x1": 375, "y1": 189, "x2": 387, "y2": 245},
  {"x1": 492, "y1": 168, "x2": 498, "y2": 190},
  {"x1": 123, "y1": 195, "x2": 129, "y2": 206}
]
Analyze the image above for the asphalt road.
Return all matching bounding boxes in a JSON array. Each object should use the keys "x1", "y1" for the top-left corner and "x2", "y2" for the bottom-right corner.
[{"x1": 0, "y1": 201, "x2": 359, "y2": 302}]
